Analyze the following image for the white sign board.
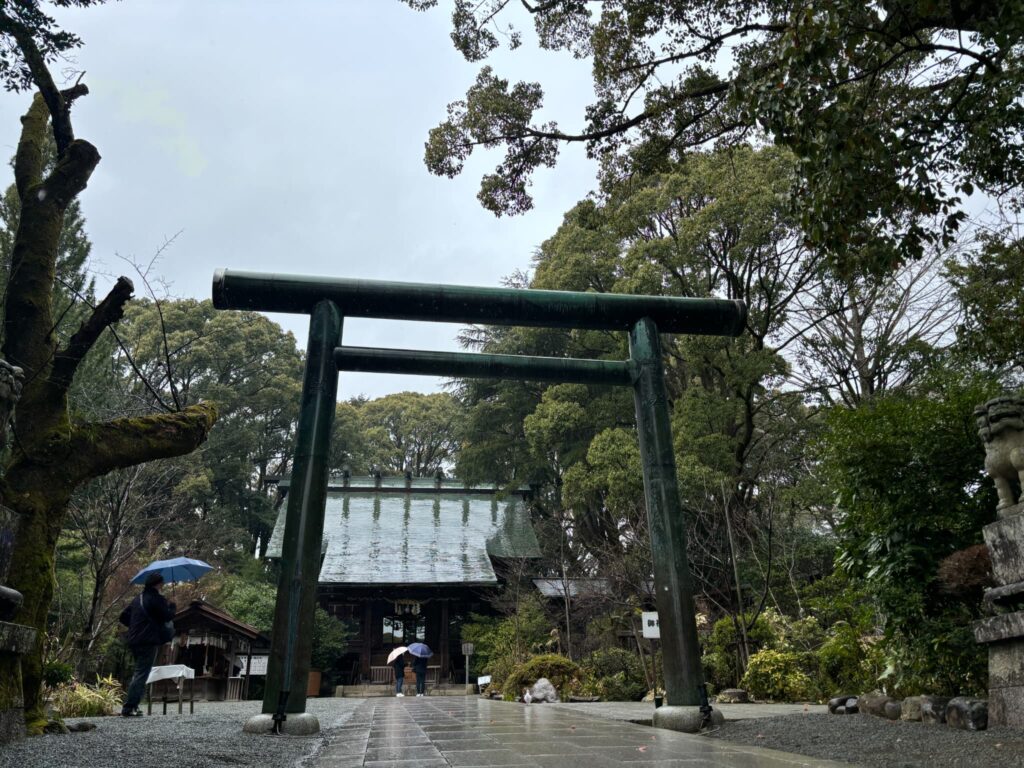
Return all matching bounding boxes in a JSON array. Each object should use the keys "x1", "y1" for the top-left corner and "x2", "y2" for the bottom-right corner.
[
  {"x1": 477, "y1": 675, "x2": 492, "y2": 687},
  {"x1": 237, "y1": 655, "x2": 268, "y2": 676},
  {"x1": 642, "y1": 611, "x2": 660, "y2": 639}
]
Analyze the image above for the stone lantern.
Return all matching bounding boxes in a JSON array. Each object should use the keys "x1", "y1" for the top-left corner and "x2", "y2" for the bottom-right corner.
[
  {"x1": 974, "y1": 395, "x2": 1024, "y2": 727},
  {"x1": 0, "y1": 358, "x2": 36, "y2": 744}
]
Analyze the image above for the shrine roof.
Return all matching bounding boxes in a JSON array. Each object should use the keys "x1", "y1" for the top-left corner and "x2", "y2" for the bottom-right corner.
[{"x1": 266, "y1": 481, "x2": 541, "y2": 586}]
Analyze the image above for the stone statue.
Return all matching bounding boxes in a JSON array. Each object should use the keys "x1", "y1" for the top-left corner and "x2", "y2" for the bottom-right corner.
[
  {"x1": 975, "y1": 395, "x2": 1024, "y2": 514},
  {"x1": 0, "y1": 359, "x2": 24, "y2": 454}
]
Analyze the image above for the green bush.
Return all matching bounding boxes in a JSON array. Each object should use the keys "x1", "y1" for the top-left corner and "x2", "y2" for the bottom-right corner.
[
  {"x1": 43, "y1": 661, "x2": 74, "y2": 689},
  {"x1": 462, "y1": 598, "x2": 553, "y2": 687},
  {"x1": 581, "y1": 648, "x2": 647, "y2": 702},
  {"x1": 701, "y1": 650, "x2": 736, "y2": 693},
  {"x1": 817, "y1": 622, "x2": 880, "y2": 694},
  {"x1": 50, "y1": 675, "x2": 124, "y2": 718},
  {"x1": 740, "y1": 649, "x2": 818, "y2": 702},
  {"x1": 503, "y1": 654, "x2": 581, "y2": 701}
]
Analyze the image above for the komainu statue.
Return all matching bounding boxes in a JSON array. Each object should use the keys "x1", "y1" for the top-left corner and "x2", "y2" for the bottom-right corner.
[{"x1": 976, "y1": 395, "x2": 1024, "y2": 513}]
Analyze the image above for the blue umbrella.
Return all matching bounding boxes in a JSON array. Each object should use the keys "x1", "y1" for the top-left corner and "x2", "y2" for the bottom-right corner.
[
  {"x1": 131, "y1": 557, "x2": 214, "y2": 585},
  {"x1": 407, "y1": 642, "x2": 432, "y2": 658}
]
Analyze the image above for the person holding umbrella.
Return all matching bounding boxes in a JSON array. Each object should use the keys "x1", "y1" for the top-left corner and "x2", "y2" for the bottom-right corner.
[
  {"x1": 118, "y1": 572, "x2": 176, "y2": 717},
  {"x1": 118, "y1": 556, "x2": 213, "y2": 717},
  {"x1": 387, "y1": 646, "x2": 408, "y2": 697},
  {"x1": 408, "y1": 642, "x2": 432, "y2": 697}
]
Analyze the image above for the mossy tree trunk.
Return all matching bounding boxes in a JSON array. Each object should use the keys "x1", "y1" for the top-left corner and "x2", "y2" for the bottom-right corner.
[{"x1": 0, "y1": 12, "x2": 218, "y2": 732}]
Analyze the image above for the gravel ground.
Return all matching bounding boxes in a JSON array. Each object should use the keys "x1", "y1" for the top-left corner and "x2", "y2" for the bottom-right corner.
[
  {"x1": 0, "y1": 699, "x2": 364, "y2": 768},
  {"x1": 706, "y1": 712, "x2": 1024, "y2": 767}
]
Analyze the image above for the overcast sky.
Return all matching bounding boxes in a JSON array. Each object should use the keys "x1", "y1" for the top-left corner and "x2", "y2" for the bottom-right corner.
[{"x1": 0, "y1": 0, "x2": 599, "y2": 400}]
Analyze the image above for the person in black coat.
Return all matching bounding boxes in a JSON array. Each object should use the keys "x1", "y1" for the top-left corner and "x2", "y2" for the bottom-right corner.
[
  {"x1": 118, "y1": 572, "x2": 176, "y2": 717},
  {"x1": 392, "y1": 651, "x2": 407, "y2": 697},
  {"x1": 412, "y1": 653, "x2": 428, "y2": 696}
]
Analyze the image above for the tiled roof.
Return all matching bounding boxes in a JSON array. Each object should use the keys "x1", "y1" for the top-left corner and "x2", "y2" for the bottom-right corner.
[
  {"x1": 533, "y1": 578, "x2": 611, "y2": 598},
  {"x1": 266, "y1": 487, "x2": 541, "y2": 585}
]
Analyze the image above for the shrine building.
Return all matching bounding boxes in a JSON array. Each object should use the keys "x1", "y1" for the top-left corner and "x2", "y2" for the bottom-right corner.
[{"x1": 267, "y1": 473, "x2": 541, "y2": 691}]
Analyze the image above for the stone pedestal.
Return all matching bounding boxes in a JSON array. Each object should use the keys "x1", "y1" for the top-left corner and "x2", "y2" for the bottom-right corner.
[
  {"x1": 0, "y1": 621, "x2": 37, "y2": 744},
  {"x1": 976, "y1": 503, "x2": 1024, "y2": 727},
  {"x1": 243, "y1": 712, "x2": 319, "y2": 735},
  {"x1": 652, "y1": 705, "x2": 725, "y2": 733}
]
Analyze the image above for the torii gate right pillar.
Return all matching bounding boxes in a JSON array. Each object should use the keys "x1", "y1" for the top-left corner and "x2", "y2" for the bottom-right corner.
[{"x1": 630, "y1": 317, "x2": 704, "y2": 708}]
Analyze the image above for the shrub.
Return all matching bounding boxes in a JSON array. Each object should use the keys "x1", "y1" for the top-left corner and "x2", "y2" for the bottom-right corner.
[
  {"x1": 503, "y1": 654, "x2": 581, "y2": 701},
  {"x1": 462, "y1": 598, "x2": 553, "y2": 687},
  {"x1": 581, "y1": 648, "x2": 647, "y2": 702},
  {"x1": 43, "y1": 661, "x2": 74, "y2": 689},
  {"x1": 817, "y1": 622, "x2": 880, "y2": 694},
  {"x1": 740, "y1": 649, "x2": 818, "y2": 702},
  {"x1": 701, "y1": 650, "x2": 736, "y2": 693},
  {"x1": 50, "y1": 675, "x2": 124, "y2": 718}
]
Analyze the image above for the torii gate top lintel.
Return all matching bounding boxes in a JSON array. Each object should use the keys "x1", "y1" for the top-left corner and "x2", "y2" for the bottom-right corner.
[{"x1": 212, "y1": 268, "x2": 746, "y2": 337}]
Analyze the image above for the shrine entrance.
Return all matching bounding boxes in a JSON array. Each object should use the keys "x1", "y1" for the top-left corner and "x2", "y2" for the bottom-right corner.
[{"x1": 212, "y1": 268, "x2": 745, "y2": 732}]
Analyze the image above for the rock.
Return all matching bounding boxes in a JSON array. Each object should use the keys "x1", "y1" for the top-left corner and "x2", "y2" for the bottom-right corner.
[
  {"x1": 844, "y1": 697, "x2": 859, "y2": 714},
  {"x1": 529, "y1": 678, "x2": 559, "y2": 703},
  {"x1": 946, "y1": 697, "x2": 988, "y2": 731},
  {"x1": 653, "y1": 705, "x2": 726, "y2": 733},
  {"x1": 884, "y1": 700, "x2": 902, "y2": 720},
  {"x1": 67, "y1": 722, "x2": 96, "y2": 732},
  {"x1": 901, "y1": 696, "x2": 923, "y2": 721},
  {"x1": 828, "y1": 694, "x2": 855, "y2": 714},
  {"x1": 921, "y1": 696, "x2": 952, "y2": 724},
  {"x1": 835, "y1": 706, "x2": 847, "y2": 715},
  {"x1": 42, "y1": 719, "x2": 69, "y2": 735},
  {"x1": 717, "y1": 688, "x2": 748, "y2": 704},
  {"x1": 858, "y1": 693, "x2": 895, "y2": 718}
]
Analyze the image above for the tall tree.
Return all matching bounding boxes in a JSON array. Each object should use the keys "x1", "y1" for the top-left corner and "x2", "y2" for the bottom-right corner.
[
  {"x1": 0, "y1": 8, "x2": 216, "y2": 730},
  {"x1": 404, "y1": 0, "x2": 1023, "y2": 269},
  {"x1": 356, "y1": 391, "x2": 464, "y2": 476}
]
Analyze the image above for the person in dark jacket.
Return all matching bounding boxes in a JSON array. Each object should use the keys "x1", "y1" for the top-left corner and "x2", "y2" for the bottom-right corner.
[
  {"x1": 119, "y1": 572, "x2": 176, "y2": 717},
  {"x1": 412, "y1": 653, "x2": 428, "y2": 696},
  {"x1": 392, "y1": 650, "x2": 407, "y2": 697}
]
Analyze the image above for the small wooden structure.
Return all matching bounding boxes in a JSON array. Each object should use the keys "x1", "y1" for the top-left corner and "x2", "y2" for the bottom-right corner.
[{"x1": 158, "y1": 600, "x2": 268, "y2": 701}]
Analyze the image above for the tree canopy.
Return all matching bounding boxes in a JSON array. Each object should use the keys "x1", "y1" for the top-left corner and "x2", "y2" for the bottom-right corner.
[{"x1": 404, "y1": 0, "x2": 1024, "y2": 270}]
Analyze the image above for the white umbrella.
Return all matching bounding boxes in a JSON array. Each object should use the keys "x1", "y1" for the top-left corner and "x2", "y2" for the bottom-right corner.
[{"x1": 387, "y1": 646, "x2": 409, "y2": 664}]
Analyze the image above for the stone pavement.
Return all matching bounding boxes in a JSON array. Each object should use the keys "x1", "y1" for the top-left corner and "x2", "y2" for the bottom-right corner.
[
  {"x1": 546, "y1": 701, "x2": 828, "y2": 725},
  {"x1": 313, "y1": 697, "x2": 852, "y2": 768}
]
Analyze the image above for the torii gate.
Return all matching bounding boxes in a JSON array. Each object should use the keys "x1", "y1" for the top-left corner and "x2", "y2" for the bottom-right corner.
[{"x1": 212, "y1": 269, "x2": 745, "y2": 734}]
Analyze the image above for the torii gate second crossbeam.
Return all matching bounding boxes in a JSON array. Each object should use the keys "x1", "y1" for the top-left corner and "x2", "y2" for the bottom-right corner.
[{"x1": 212, "y1": 269, "x2": 746, "y2": 735}]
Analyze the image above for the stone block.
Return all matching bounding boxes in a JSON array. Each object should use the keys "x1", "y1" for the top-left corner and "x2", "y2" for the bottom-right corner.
[
  {"x1": 975, "y1": 612, "x2": 1024, "y2": 645},
  {"x1": 844, "y1": 697, "x2": 859, "y2": 714},
  {"x1": 0, "y1": 622, "x2": 36, "y2": 655},
  {"x1": 901, "y1": 696, "x2": 923, "y2": 721},
  {"x1": 988, "y1": 686, "x2": 1024, "y2": 727},
  {"x1": 987, "y1": 639, "x2": 1024, "y2": 689},
  {"x1": 921, "y1": 696, "x2": 952, "y2": 724},
  {"x1": 884, "y1": 700, "x2": 902, "y2": 720},
  {"x1": 984, "y1": 514, "x2": 1024, "y2": 585},
  {"x1": 946, "y1": 697, "x2": 988, "y2": 730}
]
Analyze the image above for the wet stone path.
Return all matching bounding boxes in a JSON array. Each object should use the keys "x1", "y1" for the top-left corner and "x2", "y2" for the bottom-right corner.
[{"x1": 313, "y1": 697, "x2": 851, "y2": 768}]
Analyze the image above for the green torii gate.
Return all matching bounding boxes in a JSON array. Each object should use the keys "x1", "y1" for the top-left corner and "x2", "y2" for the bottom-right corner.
[{"x1": 212, "y1": 269, "x2": 746, "y2": 734}]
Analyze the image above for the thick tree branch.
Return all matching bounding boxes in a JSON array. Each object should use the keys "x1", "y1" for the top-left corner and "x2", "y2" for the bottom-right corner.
[
  {"x1": 13, "y1": 94, "x2": 48, "y2": 197},
  {"x1": 0, "y1": 10, "x2": 77, "y2": 156},
  {"x1": 51, "y1": 276, "x2": 135, "y2": 392},
  {"x1": 70, "y1": 403, "x2": 218, "y2": 484}
]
